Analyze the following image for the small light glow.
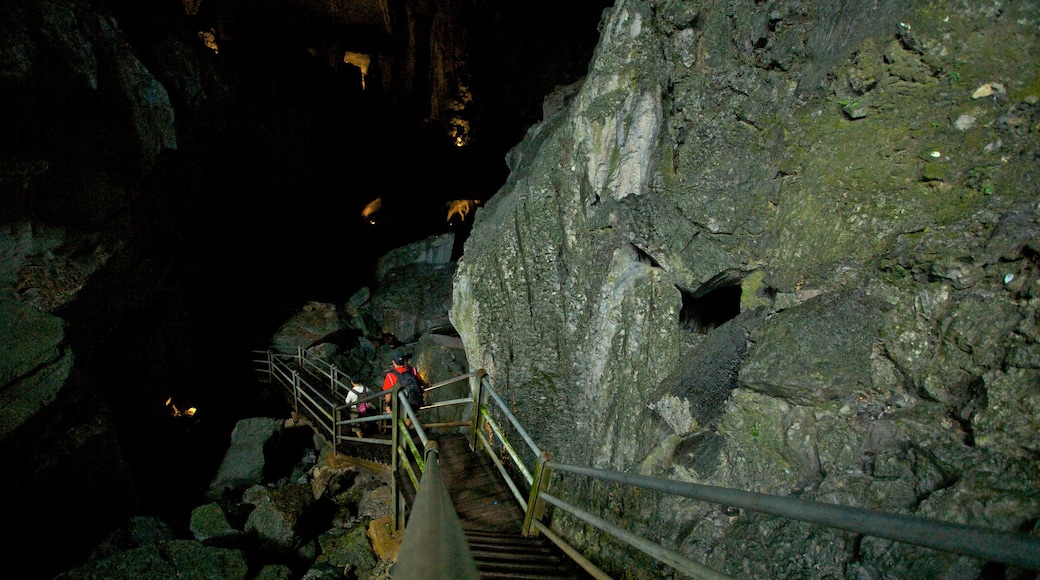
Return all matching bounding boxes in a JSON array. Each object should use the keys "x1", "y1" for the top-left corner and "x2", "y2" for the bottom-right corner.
[
  {"x1": 446, "y1": 199, "x2": 481, "y2": 223},
  {"x1": 343, "y1": 51, "x2": 371, "y2": 90},
  {"x1": 197, "y1": 29, "x2": 219, "y2": 54},
  {"x1": 450, "y1": 118, "x2": 471, "y2": 147},
  {"x1": 166, "y1": 397, "x2": 197, "y2": 417},
  {"x1": 447, "y1": 82, "x2": 473, "y2": 146},
  {"x1": 362, "y1": 197, "x2": 383, "y2": 224}
]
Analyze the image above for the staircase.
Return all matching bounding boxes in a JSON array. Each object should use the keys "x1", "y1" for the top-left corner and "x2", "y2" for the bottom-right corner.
[
  {"x1": 263, "y1": 352, "x2": 597, "y2": 577},
  {"x1": 465, "y1": 530, "x2": 584, "y2": 579},
  {"x1": 417, "y1": 433, "x2": 588, "y2": 579}
]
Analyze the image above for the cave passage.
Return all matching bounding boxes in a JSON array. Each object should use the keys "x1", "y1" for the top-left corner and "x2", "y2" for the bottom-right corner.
[
  {"x1": 679, "y1": 285, "x2": 742, "y2": 334},
  {"x1": 0, "y1": 2, "x2": 616, "y2": 577}
]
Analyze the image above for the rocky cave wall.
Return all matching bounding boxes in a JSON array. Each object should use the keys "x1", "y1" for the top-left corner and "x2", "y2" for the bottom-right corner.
[{"x1": 450, "y1": 0, "x2": 1040, "y2": 577}]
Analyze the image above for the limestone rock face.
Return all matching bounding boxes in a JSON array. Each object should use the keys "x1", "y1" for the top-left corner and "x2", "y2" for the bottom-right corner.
[
  {"x1": 368, "y1": 234, "x2": 458, "y2": 343},
  {"x1": 244, "y1": 483, "x2": 315, "y2": 553},
  {"x1": 190, "y1": 503, "x2": 241, "y2": 543},
  {"x1": 451, "y1": 0, "x2": 1040, "y2": 575},
  {"x1": 0, "y1": 296, "x2": 71, "y2": 441},
  {"x1": 211, "y1": 417, "x2": 284, "y2": 488},
  {"x1": 55, "y1": 539, "x2": 248, "y2": 580},
  {"x1": 272, "y1": 302, "x2": 351, "y2": 353},
  {"x1": 2, "y1": 0, "x2": 176, "y2": 172}
]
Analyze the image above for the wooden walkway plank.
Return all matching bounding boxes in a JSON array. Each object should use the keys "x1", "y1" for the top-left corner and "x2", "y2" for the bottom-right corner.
[{"x1": 432, "y1": 433, "x2": 526, "y2": 534}]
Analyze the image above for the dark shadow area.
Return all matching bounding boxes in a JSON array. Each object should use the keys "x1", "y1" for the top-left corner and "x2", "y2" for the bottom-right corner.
[
  {"x1": 679, "y1": 284, "x2": 742, "y2": 334},
  {"x1": 0, "y1": 1, "x2": 614, "y2": 577}
]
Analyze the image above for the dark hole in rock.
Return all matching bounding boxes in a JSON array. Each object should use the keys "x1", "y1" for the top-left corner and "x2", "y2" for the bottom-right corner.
[{"x1": 679, "y1": 285, "x2": 741, "y2": 334}]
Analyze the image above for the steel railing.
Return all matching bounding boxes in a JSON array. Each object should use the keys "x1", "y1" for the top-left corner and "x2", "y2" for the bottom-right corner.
[
  {"x1": 392, "y1": 440, "x2": 480, "y2": 579},
  {"x1": 253, "y1": 350, "x2": 1040, "y2": 577},
  {"x1": 464, "y1": 372, "x2": 1040, "y2": 579},
  {"x1": 252, "y1": 348, "x2": 473, "y2": 533}
]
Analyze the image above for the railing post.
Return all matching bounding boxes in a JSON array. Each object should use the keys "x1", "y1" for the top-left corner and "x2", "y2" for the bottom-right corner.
[
  {"x1": 523, "y1": 450, "x2": 553, "y2": 537},
  {"x1": 292, "y1": 371, "x2": 300, "y2": 413},
  {"x1": 332, "y1": 406, "x2": 340, "y2": 457},
  {"x1": 469, "y1": 370, "x2": 487, "y2": 452},
  {"x1": 391, "y1": 385, "x2": 402, "y2": 533},
  {"x1": 297, "y1": 345, "x2": 304, "y2": 369},
  {"x1": 266, "y1": 350, "x2": 274, "y2": 383}
]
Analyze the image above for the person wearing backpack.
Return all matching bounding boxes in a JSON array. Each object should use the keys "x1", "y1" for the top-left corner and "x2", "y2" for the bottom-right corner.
[
  {"x1": 344, "y1": 381, "x2": 373, "y2": 438},
  {"x1": 382, "y1": 351, "x2": 425, "y2": 422}
]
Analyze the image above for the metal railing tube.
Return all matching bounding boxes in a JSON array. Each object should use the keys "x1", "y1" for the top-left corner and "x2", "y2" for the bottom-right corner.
[
  {"x1": 531, "y1": 520, "x2": 612, "y2": 580},
  {"x1": 399, "y1": 422, "x2": 426, "y2": 473},
  {"x1": 483, "y1": 377, "x2": 541, "y2": 457},
  {"x1": 421, "y1": 421, "x2": 472, "y2": 430},
  {"x1": 421, "y1": 397, "x2": 472, "y2": 410},
  {"x1": 475, "y1": 429, "x2": 528, "y2": 511},
  {"x1": 480, "y1": 408, "x2": 534, "y2": 484},
  {"x1": 469, "y1": 372, "x2": 486, "y2": 452},
  {"x1": 425, "y1": 371, "x2": 480, "y2": 392},
  {"x1": 398, "y1": 391, "x2": 429, "y2": 447},
  {"x1": 292, "y1": 371, "x2": 300, "y2": 412},
  {"x1": 398, "y1": 445, "x2": 420, "y2": 490},
  {"x1": 540, "y1": 491, "x2": 733, "y2": 580},
  {"x1": 332, "y1": 406, "x2": 341, "y2": 456},
  {"x1": 393, "y1": 441, "x2": 481, "y2": 580},
  {"x1": 338, "y1": 434, "x2": 393, "y2": 446},
  {"x1": 337, "y1": 414, "x2": 392, "y2": 427},
  {"x1": 293, "y1": 373, "x2": 337, "y2": 408},
  {"x1": 546, "y1": 462, "x2": 1040, "y2": 570},
  {"x1": 391, "y1": 390, "x2": 402, "y2": 532}
]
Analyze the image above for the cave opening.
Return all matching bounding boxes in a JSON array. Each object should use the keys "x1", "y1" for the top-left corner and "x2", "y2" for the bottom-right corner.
[{"x1": 678, "y1": 284, "x2": 742, "y2": 334}]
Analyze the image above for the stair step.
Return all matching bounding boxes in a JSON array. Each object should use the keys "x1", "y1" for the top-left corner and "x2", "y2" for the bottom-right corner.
[
  {"x1": 474, "y1": 559, "x2": 575, "y2": 575},
  {"x1": 478, "y1": 570, "x2": 581, "y2": 580},
  {"x1": 476, "y1": 573, "x2": 582, "y2": 580},
  {"x1": 470, "y1": 552, "x2": 561, "y2": 569},
  {"x1": 467, "y1": 536, "x2": 553, "y2": 548},
  {"x1": 465, "y1": 536, "x2": 544, "y2": 544},
  {"x1": 470, "y1": 548, "x2": 562, "y2": 562}
]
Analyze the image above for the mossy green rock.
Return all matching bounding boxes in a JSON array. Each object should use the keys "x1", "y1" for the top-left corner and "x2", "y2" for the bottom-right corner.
[
  {"x1": 451, "y1": 0, "x2": 1040, "y2": 576},
  {"x1": 55, "y1": 540, "x2": 247, "y2": 580},
  {"x1": 740, "y1": 291, "x2": 881, "y2": 405}
]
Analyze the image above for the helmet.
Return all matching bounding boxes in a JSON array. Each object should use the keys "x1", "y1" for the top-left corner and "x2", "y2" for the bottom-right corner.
[{"x1": 391, "y1": 349, "x2": 408, "y2": 366}]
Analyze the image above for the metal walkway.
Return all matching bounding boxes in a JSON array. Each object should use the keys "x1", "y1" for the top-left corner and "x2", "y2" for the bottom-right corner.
[
  {"x1": 255, "y1": 348, "x2": 1040, "y2": 579},
  {"x1": 416, "y1": 433, "x2": 587, "y2": 578},
  {"x1": 254, "y1": 348, "x2": 589, "y2": 577}
]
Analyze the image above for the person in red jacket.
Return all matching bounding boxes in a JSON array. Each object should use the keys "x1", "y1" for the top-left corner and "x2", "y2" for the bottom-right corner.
[{"x1": 382, "y1": 350, "x2": 423, "y2": 414}]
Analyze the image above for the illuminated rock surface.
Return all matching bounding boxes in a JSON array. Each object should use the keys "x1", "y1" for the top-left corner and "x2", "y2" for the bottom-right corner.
[{"x1": 452, "y1": 0, "x2": 1040, "y2": 576}]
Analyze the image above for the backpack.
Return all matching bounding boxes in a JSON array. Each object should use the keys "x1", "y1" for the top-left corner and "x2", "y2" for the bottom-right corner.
[
  {"x1": 393, "y1": 368, "x2": 424, "y2": 409},
  {"x1": 345, "y1": 384, "x2": 371, "y2": 414}
]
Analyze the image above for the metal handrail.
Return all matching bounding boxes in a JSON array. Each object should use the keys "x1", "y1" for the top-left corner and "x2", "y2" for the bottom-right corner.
[
  {"x1": 255, "y1": 352, "x2": 1040, "y2": 575},
  {"x1": 545, "y1": 462, "x2": 1040, "y2": 571},
  {"x1": 393, "y1": 441, "x2": 481, "y2": 579},
  {"x1": 481, "y1": 375, "x2": 542, "y2": 458},
  {"x1": 425, "y1": 371, "x2": 480, "y2": 392},
  {"x1": 539, "y1": 490, "x2": 732, "y2": 580},
  {"x1": 459, "y1": 370, "x2": 1040, "y2": 577}
]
